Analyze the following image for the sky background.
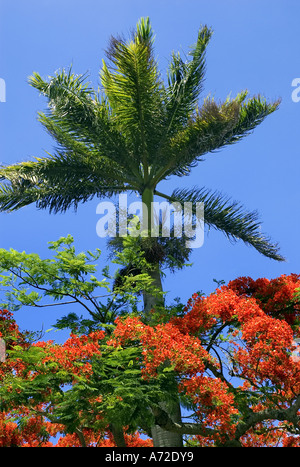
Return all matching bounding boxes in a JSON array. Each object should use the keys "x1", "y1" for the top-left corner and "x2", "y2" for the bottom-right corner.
[{"x1": 0, "y1": 0, "x2": 300, "y2": 341}]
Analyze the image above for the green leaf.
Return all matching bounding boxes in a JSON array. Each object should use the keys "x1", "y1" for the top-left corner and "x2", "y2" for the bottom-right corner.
[{"x1": 168, "y1": 186, "x2": 285, "y2": 261}]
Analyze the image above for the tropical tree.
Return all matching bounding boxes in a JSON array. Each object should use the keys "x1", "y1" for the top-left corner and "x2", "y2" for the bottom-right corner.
[
  {"x1": 1, "y1": 272, "x2": 300, "y2": 447},
  {"x1": 0, "y1": 18, "x2": 283, "y2": 446}
]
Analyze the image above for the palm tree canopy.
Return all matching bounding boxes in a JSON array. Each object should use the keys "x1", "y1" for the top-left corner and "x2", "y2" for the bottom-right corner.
[{"x1": 0, "y1": 17, "x2": 283, "y2": 260}]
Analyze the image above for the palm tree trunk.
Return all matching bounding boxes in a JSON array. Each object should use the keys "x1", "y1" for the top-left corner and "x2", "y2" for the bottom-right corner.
[{"x1": 142, "y1": 188, "x2": 183, "y2": 448}]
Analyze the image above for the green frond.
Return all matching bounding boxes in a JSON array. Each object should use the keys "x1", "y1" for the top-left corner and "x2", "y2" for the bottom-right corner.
[
  {"x1": 29, "y1": 69, "x2": 103, "y2": 149},
  {"x1": 228, "y1": 94, "x2": 281, "y2": 144},
  {"x1": 161, "y1": 187, "x2": 285, "y2": 261},
  {"x1": 164, "y1": 25, "x2": 213, "y2": 134},
  {"x1": 29, "y1": 68, "x2": 97, "y2": 134},
  {"x1": 156, "y1": 93, "x2": 280, "y2": 179},
  {"x1": 37, "y1": 112, "x2": 95, "y2": 156},
  {"x1": 29, "y1": 70, "x2": 143, "y2": 178},
  {"x1": 0, "y1": 152, "x2": 135, "y2": 213},
  {"x1": 135, "y1": 16, "x2": 155, "y2": 47},
  {"x1": 29, "y1": 67, "x2": 94, "y2": 106},
  {"x1": 0, "y1": 178, "x2": 131, "y2": 214},
  {"x1": 100, "y1": 18, "x2": 164, "y2": 170}
]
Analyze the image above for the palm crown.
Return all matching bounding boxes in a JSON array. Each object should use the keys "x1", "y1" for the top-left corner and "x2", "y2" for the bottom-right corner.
[{"x1": 0, "y1": 17, "x2": 283, "y2": 261}]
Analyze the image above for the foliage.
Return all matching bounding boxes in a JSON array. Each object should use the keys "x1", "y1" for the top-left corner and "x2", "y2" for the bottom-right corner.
[
  {"x1": 0, "y1": 235, "x2": 157, "y2": 326},
  {"x1": 0, "y1": 273, "x2": 300, "y2": 447}
]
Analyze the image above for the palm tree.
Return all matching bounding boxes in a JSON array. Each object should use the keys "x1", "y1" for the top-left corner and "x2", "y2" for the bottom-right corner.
[{"x1": 0, "y1": 18, "x2": 283, "y2": 446}]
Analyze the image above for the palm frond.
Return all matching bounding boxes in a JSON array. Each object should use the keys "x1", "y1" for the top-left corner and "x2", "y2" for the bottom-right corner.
[
  {"x1": 100, "y1": 17, "x2": 164, "y2": 173},
  {"x1": 29, "y1": 70, "x2": 142, "y2": 178},
  {"x1": 164, "y1": 25, "x2": 213, "y2": 134},
  {"x1": 29, "y1": 68, "x2": 96, "y2": 128},
  {"x1": 0, "y1": 181, "x2": 130, "y2": 214},
  {"x1": 158, "y1": 187, "x2": 284, "y2": 261},
  {"x1": 156, "y1": 93, "x2": 280, "y2": 179},
  {"x1": 0, "y1": 152, "x2": 135, "y2": 213}
]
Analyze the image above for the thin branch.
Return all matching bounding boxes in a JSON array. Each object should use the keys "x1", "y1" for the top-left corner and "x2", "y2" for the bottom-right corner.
[
  {"x1": 3, "y1": 263, "x2": 112, "y2": 315},
  {"x1": 206, "y1": 321, "x2": 232, "y2": 352},
  {"x1": 234, "y1": 395, "x2": 300, "y2": 441},
  {"x1": 74, "y1": 428, "x2": 87, "y2": 447}
]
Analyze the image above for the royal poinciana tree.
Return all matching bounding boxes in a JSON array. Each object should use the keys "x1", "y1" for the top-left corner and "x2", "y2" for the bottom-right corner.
[
  {"x1": 0, "y1": 267, "x2": 300, "y2": 447},
  {"x1": 0, "y1": 18, "x2": 284, "y2": 446}
]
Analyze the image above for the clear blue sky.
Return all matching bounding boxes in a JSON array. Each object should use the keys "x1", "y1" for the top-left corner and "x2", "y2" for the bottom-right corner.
[{"x1": 0, "y1": 0, "x2": 300, "y2": 340}]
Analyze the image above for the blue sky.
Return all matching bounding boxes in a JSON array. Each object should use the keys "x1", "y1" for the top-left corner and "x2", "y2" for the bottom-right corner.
[{"x1": 0, "y1": 0, "x2": 300, "y2": 340}]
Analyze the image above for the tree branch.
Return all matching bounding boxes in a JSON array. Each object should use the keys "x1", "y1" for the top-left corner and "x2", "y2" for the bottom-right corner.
[
  {"x1": 234, "y1": 395, "x2": 300, "y2": 441},
  {"x1": 74, "y1": 428, "x2": 87, "y2": 447},
  {"x1": 109, "y1": 424, "x2": 127, "y2": 447},
  {"x1": 152, "y1": 406, "x2": 215, "y2": 437}
]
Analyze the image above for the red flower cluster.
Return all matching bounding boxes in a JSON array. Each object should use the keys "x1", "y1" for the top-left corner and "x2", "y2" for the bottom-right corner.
[
  {"x1": 180, "y1": 376, "x2": 238, "y2": 438},
  {"x1": 110, "y1": 317, "x2": 212, "y2": 378},
  {"x1": 227, "y1": 274, "x2": 300, "y2": 325},
  {"x1": 0, "y1": 409, "x2": 55, "y2": 447},
  {"x1": 35, "y1": 330, "x2": 105, "y2": 376}
]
